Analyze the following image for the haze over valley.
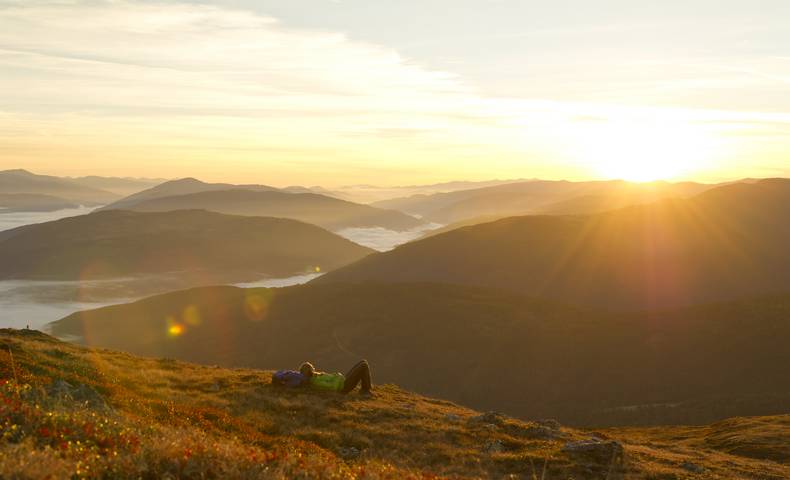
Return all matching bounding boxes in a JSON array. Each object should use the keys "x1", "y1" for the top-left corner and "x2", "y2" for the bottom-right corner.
[{"x1": 0, "y1": 170, "x2": 448, "y2": 329}]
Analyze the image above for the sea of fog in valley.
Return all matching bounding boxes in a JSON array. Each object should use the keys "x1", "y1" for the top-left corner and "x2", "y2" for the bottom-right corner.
[
  {"x1": 0, "y1": 274, "x2": 325, "y2": 331},
  {"x1": 0, "y1": 205, "x2": 97, "y2": 231},
  {"x1": 0, "y1": 209, "x2": 441, "y2": 331},
  {"x1": 335, "y1": 223, "x2": 442, "y2": 251}
]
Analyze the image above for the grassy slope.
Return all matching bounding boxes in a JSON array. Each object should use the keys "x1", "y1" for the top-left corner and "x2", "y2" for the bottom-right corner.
[
  {"x1": 51, "y1": 283, "x2": 790, "y2": 426},
  {"x1": 1, "y1": 329, "x2": 787, "y2": 479},
  {"x1": 0, "y1": 210, "x2": 373, "y2": 280}
]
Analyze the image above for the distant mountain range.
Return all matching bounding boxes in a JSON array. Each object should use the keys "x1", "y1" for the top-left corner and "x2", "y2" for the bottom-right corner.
[
  {"x1": 322, "y1": 179, "x2": 790, "y2": 311},
  {"x1": 373, "y1": 179, "x2": 719, "y2": 224},
  {"x1": 101, "y1": 178, "x2": 425, "y2": 231},
  {"x1": 52, "y1": 281, "x2": 790, "y2": 426},
  {"x1": 66, "y1": 175, "x2": 167, "y2": 196},
  {"x1": 333, "y1": 178, "x2": 530, "y2": 204},
  {"x1": 0, "y1": 169, "x2": 121, "y2": 207},
  {"x1": 0, "y1": 209, "x2": 372, "y2": 281}
]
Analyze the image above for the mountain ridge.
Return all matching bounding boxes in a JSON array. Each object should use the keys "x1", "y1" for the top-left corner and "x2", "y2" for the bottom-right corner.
[
  {"x1": 0, "y1": 169, "x2": 120, "y2": 205},
  {"x1": 108, "y1": 187, "x2": 425, "y2": 231},
  {"x1": 319, "y1": 178, "x2": 790, "y2": 311},
  {"x1": 0, "y1": 209, "x2": 372, "y2": 281},
  {"x1": 372, "y1": 179, "x2": 719, "y2": 224}
]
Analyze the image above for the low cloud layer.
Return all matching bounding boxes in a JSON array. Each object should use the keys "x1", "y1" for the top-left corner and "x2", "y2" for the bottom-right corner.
[
  {"x1": 0, "y1": 205, "x2": 96, "y2": 232},
  {"x1": 336, "y1": 224, "x2": 443, "y2": 252}
]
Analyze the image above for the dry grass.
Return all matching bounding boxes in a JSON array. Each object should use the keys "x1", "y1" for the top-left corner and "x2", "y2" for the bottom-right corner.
[{"x1": 0, "y1": 329, "x2": 787, "y2": 479}]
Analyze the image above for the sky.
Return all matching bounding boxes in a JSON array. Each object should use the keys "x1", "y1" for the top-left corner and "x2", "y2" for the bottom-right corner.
[{"x1": 0, "y1": 0, "x2": 788, "y2": 186}]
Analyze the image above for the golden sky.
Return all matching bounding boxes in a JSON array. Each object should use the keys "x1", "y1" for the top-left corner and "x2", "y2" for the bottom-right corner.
[{"x1": 0, "y1": 0, "x2": 788, "y2": 186}]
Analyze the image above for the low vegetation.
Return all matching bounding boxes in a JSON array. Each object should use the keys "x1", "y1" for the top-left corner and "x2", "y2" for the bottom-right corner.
[
  {"x1": 53, "y1": 282, "x2": 790, "y2": 426},
  {"x1": 1, "y1": 329, "x2": 788, "y2": 479}
]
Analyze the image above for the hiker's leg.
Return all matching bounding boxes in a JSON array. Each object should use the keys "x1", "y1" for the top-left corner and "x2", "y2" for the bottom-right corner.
[
  {"x1": 359, "y1": 361, "x2": 372, "y2": 391},
  {"x1": 342, "y1": 360, "x2": 371, "y2": 393}
]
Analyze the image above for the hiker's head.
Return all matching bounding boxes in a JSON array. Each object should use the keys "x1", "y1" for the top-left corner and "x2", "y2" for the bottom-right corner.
[{"x1": 299, "y1": 362, "x2": 316, "y2": 378}]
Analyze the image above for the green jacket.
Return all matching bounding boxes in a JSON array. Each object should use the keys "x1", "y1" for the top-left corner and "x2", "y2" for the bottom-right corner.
[{"x1": 309, "y1": 372, "x2": 345, "y2": 392}]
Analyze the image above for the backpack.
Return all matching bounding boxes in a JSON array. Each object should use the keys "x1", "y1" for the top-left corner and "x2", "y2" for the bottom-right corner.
[
  {"x1": 309, "y1": 372, "x2": 345, "y2": 392},
  {"x1": 272, "y1": 370, "x2": 306, "y2": 387}
]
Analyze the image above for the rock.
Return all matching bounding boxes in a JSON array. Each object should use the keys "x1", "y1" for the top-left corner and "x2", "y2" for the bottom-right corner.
[
  {"x1": 483, "y1": 423, "x2": 499, "y2": 432},
  {"x1": 444, "y1": 413, "x2": 460, "y2": 422},
  {"x1": 504, "y1": 419, "x2": 565, "y2": 440},
  {"x1": 47, "y1": 379, "x2": 110, "y2": 411},
  {"x1": 563, "y1": 438, "x2": 624, "y2": 464},
  {"x1": 681, "y1": 461, "x2": 704, "y2": 473},
  {"x1": 71, "y1": 384, "x2": 109, "y2": 409},
  {"x1": 484, "y1": 439, "x2": 505, "y2": 454},
  {"x1": 536, "y1": 418, "x2": 562, "y2": 430},
  {"x1": 469, "y1": 411, "x2": 506, "y2": 426},
  {"x1": 338, "y1": 446, "x2": 361, "y2": 460},
  {"x1": 47, "y1": 379, "x2": 73, "y2": 397},
  {"x1": 521, "y1": 425, "x2": 562, "y2": 440}
]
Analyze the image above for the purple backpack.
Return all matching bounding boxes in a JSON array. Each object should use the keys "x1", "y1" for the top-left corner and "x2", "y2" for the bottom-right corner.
[{"x1": 272, "y1": 370, "x2": 306, "y2": 387}]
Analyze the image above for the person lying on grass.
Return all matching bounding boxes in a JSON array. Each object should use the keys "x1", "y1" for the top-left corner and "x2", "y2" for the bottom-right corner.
[{"x1": 272, "y1": 360, "x2": 374, "y2": 395}]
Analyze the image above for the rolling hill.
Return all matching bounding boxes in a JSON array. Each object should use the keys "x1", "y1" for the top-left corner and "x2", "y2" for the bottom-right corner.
[
  {"x1": 100, "y1": 177, "x2": 345, "y2": 211},
  {"x1": 51, "y1": 282, "x2": 790, "y2": 426},
  {"x1": 0, "y1": 169, "x2": 119, "y2": 206},
  {"x1": 112, "y1": 188, "x2": 425, "y2": 231},
  {"x1": 0, "y1": 209, "x2": 372, "y2": 281},
  {"x1": 321, "y1": 179, "x2": 790, "y2": 311},
  {"x1": 373, "y1": 179, "x2": 716, "y2": 224},
  {"x1": 98, "y1": 177, "x2": 279, "y2": 211},
  {"x1": 3, "y1": 329, "x2": 788, "y2": 479}
]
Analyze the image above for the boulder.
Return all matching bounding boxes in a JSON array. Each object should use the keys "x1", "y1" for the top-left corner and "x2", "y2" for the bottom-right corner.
[
  {"x1": 563, "y1": 438, "x2": 624, "y2": 464},
  {"x1": 444, "y1": 413, "x2": 460, "y2": 422},
  {"x1": 681, "y1": 461, "x2": 704, "y2": 473},
  {"x1": 469, "y1": 411, "x2": 506, "y2": 426},
  {"x1": 536, "y1": 419, "x2": 562, "y2": 430},
  {"x1": 338, "y1": 446, "x2": 361, "y2": 460},
  {"x1": 484, "y1": 439, "x2": 505, "y2": 454},
  {"x1": 46, "y1": 379, "x2": 110, "y2": 411}
]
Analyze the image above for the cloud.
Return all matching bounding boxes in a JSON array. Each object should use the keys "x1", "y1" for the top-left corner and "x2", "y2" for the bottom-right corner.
[
  {"x1": 0, "y1": 1, "x2": 470, "y2": 104},
  {"x1": 0, "y1": 1, "x2": 788, "y2": 183}
]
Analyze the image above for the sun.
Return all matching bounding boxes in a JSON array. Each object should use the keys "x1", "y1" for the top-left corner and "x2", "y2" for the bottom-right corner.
[{"x1": 570, "y1": 120, "x2": 716, "y2": 182}]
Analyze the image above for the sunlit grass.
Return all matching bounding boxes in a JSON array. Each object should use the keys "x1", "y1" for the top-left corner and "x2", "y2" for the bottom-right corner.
[{"x1": 0, "y1": 329, "x2": 787, "y2": 479}]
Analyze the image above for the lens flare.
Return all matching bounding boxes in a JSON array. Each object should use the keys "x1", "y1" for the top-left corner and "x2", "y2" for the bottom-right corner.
[
  {"x1": 166, "y1": 315, "x2": 185, "y2": 338},
  {"x1": 244, "y1": 291, "x2": 272, "y2": 322},
  {"x1": 183, "y1": 304, "x2": 202, "y2": 326},
  {"x1": 167, "y1": 323, "x2": 184, "y2": 337}
]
